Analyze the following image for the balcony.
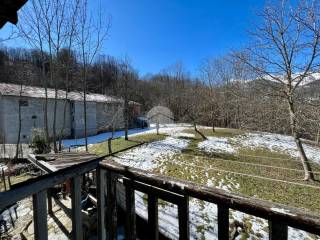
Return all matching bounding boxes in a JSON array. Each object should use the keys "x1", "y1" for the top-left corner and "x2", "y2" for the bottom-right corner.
[{"x1": 1, "y1": 154, "x2": 320, "y2": 240}]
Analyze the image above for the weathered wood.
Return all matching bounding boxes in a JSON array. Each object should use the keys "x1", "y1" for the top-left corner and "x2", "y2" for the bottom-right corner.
[
  {"x1": 97, "y1": 167, "x2": 106, "y2": 240},
  {"x1": 7, "y1": 174, "x2": 11, "y2": 189},
  {"x1": 0, "y1": 155, "x2": 103, "y2": 209},
  {"x1": 178, "y1": 196, "x2": 189, "y2": 240},
  {"x1": 269, "y1": 220, "x2": 288, "y2": 240},
  {"x1": 47, "y1": 189, "x2": 53, "y2": 215},
  {"x1": 218, "y1": 204, "x2": 229, "y2": 240},
  {"x1": 100, "y1": 161, "x2": 320, "y2": 236},
  {"x1": 148, "y1": 194, "x2": 159, "y2": 240},
  {"x1": 2, "y1": 168, "x2": 7, "y2": 191},
  {"x1": 108, "y1": 138, "x2": 112, "y2": 153},
  {"x1": 33, "y1": 190, "x2": 48, "y2": 240},
  {"x1": 106, "y1": 171, "x2": 117, "y2": 240},
  {"x1": 71, "y1": 176, "x2": 83, "y2": 240},
  {"x1": 122, "y1": 176, "x2": 184, "y2": 204},
  {"x1": 124, "y1": 179, "x2": 136, "y2": 240}
]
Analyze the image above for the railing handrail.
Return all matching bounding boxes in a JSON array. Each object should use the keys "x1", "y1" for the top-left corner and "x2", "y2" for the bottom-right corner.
[
  {"x1": 0, "y1": 142, "x2": 144, "y2": 210},
  {"x1": 0, "y1": 155, "x2": 103, "y2": 209},
  {"x1": 100, "y1": 160, "x2": 320, "y2": 236}
]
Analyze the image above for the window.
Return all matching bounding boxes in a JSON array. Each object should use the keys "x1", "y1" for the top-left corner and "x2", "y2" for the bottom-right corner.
[{"x1": 19, "y1": 100, "x2": 28, "y2": 107}]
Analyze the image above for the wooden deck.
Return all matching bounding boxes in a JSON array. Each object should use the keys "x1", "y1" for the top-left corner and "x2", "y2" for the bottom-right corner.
[{"x1": 27, "y1": 153, "x2": 99, "y2": 173}]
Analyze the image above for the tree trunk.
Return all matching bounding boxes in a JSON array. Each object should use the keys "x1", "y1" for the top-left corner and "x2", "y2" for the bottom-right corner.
[
  {"x1": 15, "y1": 93, "x2": 22, "y2": 160},
  {"x1": 288, "y1": 97, "x2": 314, "y2": 181},
  {"x1": 84, "y1": 80, "x2": 88, "y2": 151},
  {"x1": 316, "y1": 127, "x2": 320, "y2": 144},
  {"x1": 124, "y1": 99, "x2": 129, "y2": 141},
  {"x1": 212, "y1": 122, "x2": 215, "y2": 133},
  {"x1": 194, "y1": 122, "x2": 207, "y2": 140},
  {"x1": 53, "y1": 87, "x2": 58, "y2": 153},
  {"x1": 43, "y1": 63, "x2": 50, "y2": 146},
  {"x1": 156, "y1": 122, "x2": 159, "y2": 135}
]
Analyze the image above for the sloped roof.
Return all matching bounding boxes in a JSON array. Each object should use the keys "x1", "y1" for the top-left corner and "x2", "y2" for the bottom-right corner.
[
  {"x1": 0, "y1": 83, "x2": 123, "y2": 103},
  {"x1": 0, "y1": 0, "x2": 28, "y2": 28}
]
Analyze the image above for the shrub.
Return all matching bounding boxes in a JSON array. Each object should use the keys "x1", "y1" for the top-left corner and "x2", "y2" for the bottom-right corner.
[{"x1": 30, "y1": 128, "x2": 50, "y2": 154}]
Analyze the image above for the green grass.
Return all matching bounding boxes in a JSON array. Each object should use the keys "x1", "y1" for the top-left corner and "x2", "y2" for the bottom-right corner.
[
  {"x1": 88, "y1": 133, "x2": 166, "y2": 156},
  {"x1": 151, "y1": 128, "x2": 320, "y2": 214},
  {"x1": 183, "y1": 127, "x2": 244, "y2": 139},
  {"x1": 0, "y1": 173, "x2": 33, "y2": 192}
]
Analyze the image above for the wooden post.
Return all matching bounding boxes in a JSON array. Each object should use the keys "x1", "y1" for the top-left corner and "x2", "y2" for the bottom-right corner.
[
  {"x1": 97, "y1": 167, "x2": 106, "y2": 239},
  {"x1": 108, "y1": 138, "x2": 112, "y2": 154},
  {"x1": 7, "y1": 173, "x2": 11, "y2": 190},
  {"x1": 125, "y1": 180, "x2": 136, "y2": 240},
  {"x1": 218, "y1": 204, "x2": 229, "y2": 240},
  {"x1": 33, "y1": 190, "x2": 48, "y2": 240},
  {"x1": 71, "y1": 176, "x2": 83, "y2": 240},
  {"x1": 106, "y1": 171, "x2": 117, "y2": 240},
  {"x1": 2, "y1": 168, "x2": 7, "y2": 191},
  {"x1": 178, "y1": 196, "x2": 189, "y2": 240},
  {"x1": 148, "y1": 194, "x2": 159, "y2": 240},
  {"x1": 47, "y1": 189, "x2": 53, "y2": 215},
  {"x1": 269, "y1": 220, "x2": 288, "y2": 240}
]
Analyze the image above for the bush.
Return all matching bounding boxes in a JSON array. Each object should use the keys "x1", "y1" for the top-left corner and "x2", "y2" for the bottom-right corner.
[{"x1": 30, "y1": 128, "x2": 50, "y2": 154}]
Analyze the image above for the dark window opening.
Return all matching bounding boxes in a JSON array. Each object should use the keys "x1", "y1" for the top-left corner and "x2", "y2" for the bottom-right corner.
[{"x1": 19, "y1": 100, "x2": 28, "y2": 107}]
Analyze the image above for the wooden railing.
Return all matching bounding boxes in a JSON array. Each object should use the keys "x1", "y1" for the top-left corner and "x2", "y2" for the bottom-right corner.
[
  {"x1": 99, "y1": 160, "x2": 320, "y2": 240},
  {"x1": 1, "y1": 157, "x2": 320, "y2": 240},
  {"x1": 0, "y1": 155, "x2": 104, "y2": 240}
]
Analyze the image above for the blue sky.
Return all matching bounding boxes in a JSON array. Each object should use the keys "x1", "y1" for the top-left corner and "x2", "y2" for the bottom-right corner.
[{"x1": 0, "y1": 0, "x2": 265, "y2": 77}]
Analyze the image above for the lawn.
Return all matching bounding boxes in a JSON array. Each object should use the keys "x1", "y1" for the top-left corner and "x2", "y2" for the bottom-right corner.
[
  {"x1": 105, "y1": 125, "x2": 320, "y2": 239},
  {"x1": 154, "y1": 128, "x2": 320, "y2": 214},
  {"x1": 88, "y1": 133, "x2": 166, "y2": 156}
]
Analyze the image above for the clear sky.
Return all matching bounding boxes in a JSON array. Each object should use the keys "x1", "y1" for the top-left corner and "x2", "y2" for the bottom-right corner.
[{"x1": 0, "y1": 0, "x2": 265, "y2": 77}]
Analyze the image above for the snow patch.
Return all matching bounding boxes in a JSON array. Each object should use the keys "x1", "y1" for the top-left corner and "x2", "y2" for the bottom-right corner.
[
  {"x1": 236, "y1": 133, "x2": 320, "y2": 164},
  {"x1": 113, "y1": 136, "x2": 190, "y2": 170},
  {"x1": 198, "y1": 136, "x2": 236, "y2": 154}
]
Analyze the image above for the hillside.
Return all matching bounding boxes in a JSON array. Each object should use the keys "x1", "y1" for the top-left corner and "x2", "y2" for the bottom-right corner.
[{"x1": 89, "y1": 124, "x2": 320, "y2": 239}]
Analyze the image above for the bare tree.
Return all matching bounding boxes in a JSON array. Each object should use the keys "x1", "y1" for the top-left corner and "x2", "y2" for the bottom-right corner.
[
  {"x1": 117, "y1": 58, "x2": 138, "y2": 140},
  {"x1": 234, "y1": 0, "x2": 320, "y2": 181},
  {"x1": 76, "y1": 0, "x2": 110, "y2": 151},
  {"x1": 18, "y1": 0, "x2": 51, "y2": 144},
  {"x1": 199, "y1": 57, "x2": 234, "y2": 132}
]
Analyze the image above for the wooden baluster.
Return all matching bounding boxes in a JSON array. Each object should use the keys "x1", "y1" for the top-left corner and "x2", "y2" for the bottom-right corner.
[
  {"x1": 125, "y1": 180, "x2": 136, "y2": 240},
  {"x1": 33, "y1": 190, "x2": 48, "y2": 240},
  {"x1": 97, "y1": 167, "x2": 107, "y2": 239},
  {"x1": 2, "y1": 168, "x2": 7, "y2": 191},
  {"x1": 178, "y1": 196, "x2": 189, "y2": 240},
  {"x1": 106, "y1": 171, "x2": 117, "y2": 240},
  {"x1": 269, "y1": 220, "x2": 288, "y2": 240},
  {"x1": 47, "y1": 189, "x2": 53, "y2": 215},
  {"x1": 148, "y1": 194, "x2": 159, "y2": 240},
  {"x1": 218, "y1": 204, "x2": 229, "y2": 240},
  {"x1": 71, "y1": 176, "x2": 83, "y2": 240}
]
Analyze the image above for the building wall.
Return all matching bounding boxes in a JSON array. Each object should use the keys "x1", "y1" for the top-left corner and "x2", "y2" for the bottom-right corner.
[
  {"x1": 96, "y1": 102, "x2": 124, "y2": 131},
  {"x1": 0, "y1": 94, "x2": 4, "y2": 144},
  {"x1": 73, "y1": 101, "x2": 97, "y2": 138},
  {"x1": 0, "y1": 95, "x2": 129, "y2": 144},
  {"x1": 1, "y1": 96, "x2": 71, "y2": 143}
]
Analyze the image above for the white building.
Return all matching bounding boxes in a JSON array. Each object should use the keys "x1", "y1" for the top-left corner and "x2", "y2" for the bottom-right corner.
[{"x1": 0, "y1": 83, "x2": 133, "y2": 144}]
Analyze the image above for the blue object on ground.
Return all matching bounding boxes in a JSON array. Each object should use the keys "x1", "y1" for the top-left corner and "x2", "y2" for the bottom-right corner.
[{"x1": 61, "y1": 128, "x2": 154, "y2": 148}]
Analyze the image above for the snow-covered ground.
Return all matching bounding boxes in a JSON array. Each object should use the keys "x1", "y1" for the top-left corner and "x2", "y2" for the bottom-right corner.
[
  {"x1": 199, "y1": 136, "x2": 236, "y2": 154},
  {"x1": 109, "y1": 124, "x2": 320, "y2": 239},
  {"x1": 236, "y1": 132, "x2": 320, "y2": 164},
  {"x1": 198, "y1": 131, "x2": 320, "y2": 165}
]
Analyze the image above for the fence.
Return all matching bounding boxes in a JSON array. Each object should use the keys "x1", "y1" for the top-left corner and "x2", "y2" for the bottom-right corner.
[{"x1": 1, "y1": 156, "x2": 320, "y2": 239}]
